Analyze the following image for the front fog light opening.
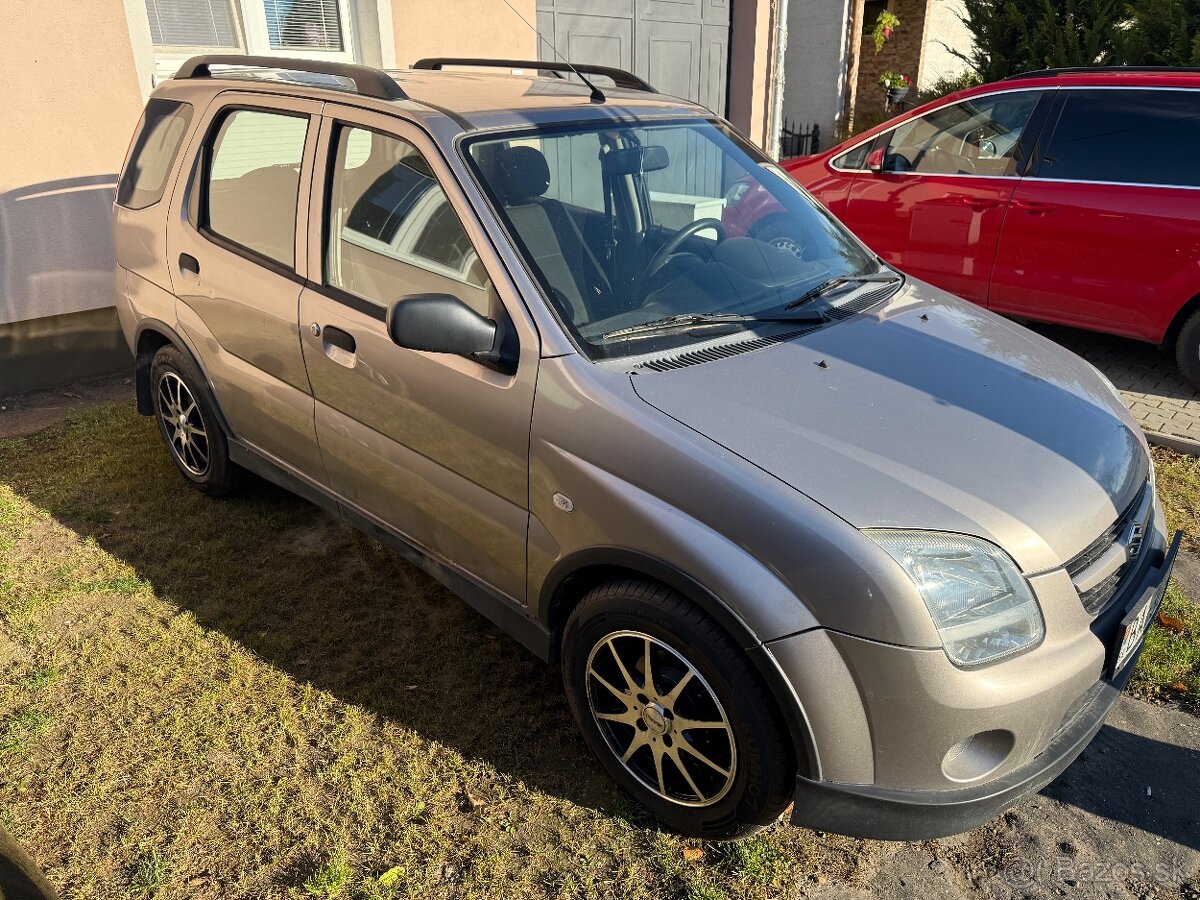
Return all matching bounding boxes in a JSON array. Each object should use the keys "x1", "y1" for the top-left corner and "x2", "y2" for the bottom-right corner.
[
  {"x1": 866, "y1": 529, "x2": 1045, "y2": 668},
  {"x1": 941, "y1": 730, "x2": 1014, "y2": 783}
]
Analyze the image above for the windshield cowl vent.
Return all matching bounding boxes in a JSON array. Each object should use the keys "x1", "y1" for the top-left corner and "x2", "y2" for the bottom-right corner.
[
  {"x1": 636, "y1": 327, "x2": 819, "y2": 373},
  {"x1": 635, "y1": 281, "x2": 900, "y2": 374}
]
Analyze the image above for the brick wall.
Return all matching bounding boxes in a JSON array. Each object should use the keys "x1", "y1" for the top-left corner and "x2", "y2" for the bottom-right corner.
[{"x1": 852, "y1": 0, "x2": 929, "y2": 124}]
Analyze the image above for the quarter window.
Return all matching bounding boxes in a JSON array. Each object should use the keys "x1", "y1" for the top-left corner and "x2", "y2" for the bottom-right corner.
[
  {"x1": 118, "y1": 99, "x2": 194, "y2": 209},
  {"x1": 325, "y1": 126, "x2": 489, "y2": 314},
  {"x1": 883, "y1": 91, "x2": 1040, "y2": 176},
  {"x1": 832, "y1": 141, "x2": 873, "y2": 171},
  {"x1": 1038, "y1": 89, "x2": 1200, "y2": 188},
  {"x1": 205, "y1": 109, "x2": 309, "y2": 267}
]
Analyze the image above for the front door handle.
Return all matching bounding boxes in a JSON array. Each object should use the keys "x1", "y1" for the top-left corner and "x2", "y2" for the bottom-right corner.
[
  {"x1": 322, "y1": 325, "x2": 356, "y2": 354},
  {"x1": 179, "y1": 253, "x2": 200, "y2": 275}
]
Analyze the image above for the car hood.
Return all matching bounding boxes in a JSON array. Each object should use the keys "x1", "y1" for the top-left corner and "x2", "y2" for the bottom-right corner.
[{"x1": 629, "y1": 282, "x2": 1148, "y2": 573}]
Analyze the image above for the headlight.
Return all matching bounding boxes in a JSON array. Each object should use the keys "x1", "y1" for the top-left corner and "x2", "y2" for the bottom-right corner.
[{"x1": 865, "y1": 530, "x2": 1044, "y2": 668}]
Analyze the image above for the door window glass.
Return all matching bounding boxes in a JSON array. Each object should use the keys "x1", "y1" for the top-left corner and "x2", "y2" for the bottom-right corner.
[
  {"x1": 205, "y1": 109, "x2": 308, "y2": 267},
  {"x1": 884, "y1": 91, "x2": 1040, "y2": 176},
  {"x1": 1038, "y1": 89, "x2": 1200, "y2": 187},
  {"x1": 118, "y1": 99, "x2": 194, "y2": 209},
  {"x1": 326, "y1": 125, "x2": 489, "y2": 312}
]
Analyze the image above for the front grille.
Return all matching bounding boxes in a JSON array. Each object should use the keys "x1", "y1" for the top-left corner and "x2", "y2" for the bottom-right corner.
[{"x1": 1065, "y1": 480, "x2": 1150, "y2": 616}]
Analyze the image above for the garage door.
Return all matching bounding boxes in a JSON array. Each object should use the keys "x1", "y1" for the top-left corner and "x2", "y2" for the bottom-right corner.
[{"x1": 535, "y1": 0, "x2": 730, "y2": 115}]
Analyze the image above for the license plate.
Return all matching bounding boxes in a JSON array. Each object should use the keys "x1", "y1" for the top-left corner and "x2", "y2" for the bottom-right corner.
[{"x1": 1112, "y1": 531, "x2": 1181, "y2": 676}]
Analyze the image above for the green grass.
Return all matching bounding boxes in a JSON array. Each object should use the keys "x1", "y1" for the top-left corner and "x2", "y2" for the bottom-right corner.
[
  {"x1": 0, "y1": 406, "x2": 872, "y2": 898},
  {"x1": 2, "y1": 405, "x2": 1195, "y2": 897},
  {"x1": 1132, "y1": 448, "x2": 1200, "y2": 706}
]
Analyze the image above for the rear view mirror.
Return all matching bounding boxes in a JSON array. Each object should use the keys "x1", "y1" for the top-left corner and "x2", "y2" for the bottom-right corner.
[
  {"x1": 387, "y1": 293, "x2": 516, "y2": 373},
  {"x1": 866, "y1": 148, "x2": 886, "y2": 173},
  {"x1": 601, "y1": 144, "x2": 670, "y2": 176}
]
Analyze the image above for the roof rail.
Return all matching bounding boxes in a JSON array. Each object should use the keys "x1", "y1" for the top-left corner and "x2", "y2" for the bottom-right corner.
[
  {"x1": 412, "y1": 57, "x2": 656, "y2": 93},
  {"x1": 175, "y1": 54, "x2": 408, "y2": 101},
  {"x1": 1005, "y1": 65, "x2": 1200, "y2": 80}
]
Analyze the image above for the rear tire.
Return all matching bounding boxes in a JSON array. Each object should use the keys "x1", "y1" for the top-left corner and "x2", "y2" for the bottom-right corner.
[
  {"x1": 150, "y1": 344, "x2": 243, "y2": 496},
  {"x1": 1175, "y1": 308, "x2": 1200, "y2": 391},
  {"x1": 561, "y1": 579, "x2": 795, "y2": 840}
]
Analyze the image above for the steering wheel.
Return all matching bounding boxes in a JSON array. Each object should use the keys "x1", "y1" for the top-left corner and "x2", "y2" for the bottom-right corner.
[{"x1": 634, "y1": 218, "x2": 726, "y2": 302}]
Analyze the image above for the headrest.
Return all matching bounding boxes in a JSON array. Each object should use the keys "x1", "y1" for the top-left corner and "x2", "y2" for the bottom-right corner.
[{"x1": 492, "y1": 146, "x2": 551, "y2": 203}]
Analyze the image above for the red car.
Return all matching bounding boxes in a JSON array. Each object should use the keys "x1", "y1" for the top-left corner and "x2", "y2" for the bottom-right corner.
[{"x1": 781, "y1": 68, "x2": 1200, "y2": 387}]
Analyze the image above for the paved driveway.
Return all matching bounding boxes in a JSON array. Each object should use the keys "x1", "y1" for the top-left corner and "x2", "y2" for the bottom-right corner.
[{"x1": 1032, "y1": 324, "x2": 1200, "y2": 449}]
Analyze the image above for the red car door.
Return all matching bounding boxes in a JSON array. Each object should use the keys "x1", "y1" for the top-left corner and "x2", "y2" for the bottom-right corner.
[
  {"x1": 990, "y1": 88, "x2": 1200, "y2": 343},
  {"x1": 841, "y1": 90, "x2": 1046, "y2": 306}
]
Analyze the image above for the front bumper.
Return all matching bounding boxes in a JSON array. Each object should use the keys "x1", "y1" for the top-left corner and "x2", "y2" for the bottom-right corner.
[{"x1": 789, "y1": 529, "x2": 1181, "y2": 841}]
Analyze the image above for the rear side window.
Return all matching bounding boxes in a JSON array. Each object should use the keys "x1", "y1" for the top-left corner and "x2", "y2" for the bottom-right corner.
[
  {"x1": 204, "y1": 109, "x2": 309, "y2": 268},
  {"x1": 1038, "y1": 89, "x2": 1200, "y2": 188},
  {"x1": 117, "y1": 99, "x2": 193, "y2": 209}
]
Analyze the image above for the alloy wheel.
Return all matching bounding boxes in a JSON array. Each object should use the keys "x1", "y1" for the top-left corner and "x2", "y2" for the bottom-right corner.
[
  {"x1": 157, "y1": 371, "x2": 210, "y2": 477},
  {"x1": 585, "y1": 630, "x2": 737, "y2": 807}
]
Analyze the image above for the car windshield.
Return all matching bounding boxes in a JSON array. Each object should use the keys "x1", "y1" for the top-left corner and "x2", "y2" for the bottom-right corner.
[{"x1": 466, "y1": 119, "x2": 880, "y2": 358}]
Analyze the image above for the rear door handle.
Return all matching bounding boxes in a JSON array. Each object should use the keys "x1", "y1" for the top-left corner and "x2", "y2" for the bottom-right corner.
[
  {"x1": 1013, "y1": 199, "x2": 1057, "y2": 214},
  {"x1": 322, "y1": 325, "x2": 356, "y2": 354},
  {"x1": 179, "y1": 253, "x2": 200, "y2": 275}
]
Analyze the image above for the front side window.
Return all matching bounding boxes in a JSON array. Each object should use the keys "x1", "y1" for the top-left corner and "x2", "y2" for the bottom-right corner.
[
  {"x1": 883, "y1": 91, "x2": 1040, "y2": 176},
  {"x1": 1037, "y1": 89, "x2": 1200, "y2": 188},
  {"x1": 205, "y1": 109, "x2": 309, "y2": 267},
  {"x1": 326, "y1": 126, "x2": 489, "y2": 314},
  {"x1": 467, "y1": 119, "x2": 880, "y2": 359},
  {"x1": 118, "y1": 99, "x2": 194, "y2": 209}
]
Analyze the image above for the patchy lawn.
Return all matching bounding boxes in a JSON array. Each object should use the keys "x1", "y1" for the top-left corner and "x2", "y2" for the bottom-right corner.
[
  {"x1": 1136, "y1": 448, "x2": 1200, "y2": 707},
  {"x1": 0, "y1": 406, "x2": 874, "y2": 898},
  {"x1": 1, "y1": 406, "x2": 1197, "y2": 898}
]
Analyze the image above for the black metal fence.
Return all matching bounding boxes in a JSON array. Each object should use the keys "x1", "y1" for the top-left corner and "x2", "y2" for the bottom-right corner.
[{"x1": 779, "y1": 119, "x2": 820, "y2": 159}]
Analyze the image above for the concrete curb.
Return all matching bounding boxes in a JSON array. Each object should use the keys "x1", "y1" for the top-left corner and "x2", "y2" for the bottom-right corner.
[{"x1": 1144, "y1": 429, "x2": 1200, "y2": 458}]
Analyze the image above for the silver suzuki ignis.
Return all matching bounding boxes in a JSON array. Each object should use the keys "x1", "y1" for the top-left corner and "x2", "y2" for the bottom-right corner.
[{"x1": 113, "y1": 54, "x2": 1179, "y2": 840}]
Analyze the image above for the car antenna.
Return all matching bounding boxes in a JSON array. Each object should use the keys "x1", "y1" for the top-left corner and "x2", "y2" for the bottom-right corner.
[{"x1": 498, "y1": 0, "x2": 607, "y2": 103}]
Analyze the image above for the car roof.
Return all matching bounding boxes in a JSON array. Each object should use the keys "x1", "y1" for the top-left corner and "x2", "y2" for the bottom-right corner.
[
  {"x1": 802, "y1": 66, "x2": 1200, "y2": 160},
  {"x1": 995, "y1": 66, "x2": 1200, "y2": 92},
  {"x1": 150, "y1": 60, "x2": 711, "y2": 140}
]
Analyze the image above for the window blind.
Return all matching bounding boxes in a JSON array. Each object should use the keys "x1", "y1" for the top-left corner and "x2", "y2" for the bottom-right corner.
[
  {"x1": 264, "y1": 0, "x2": 344, "y2": 51},
  {"x1": 144, "y1": 0, "x2": 240, "y2": 47}
]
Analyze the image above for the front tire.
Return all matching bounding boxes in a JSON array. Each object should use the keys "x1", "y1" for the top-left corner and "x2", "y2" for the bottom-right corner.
[
  {"x1": 562, "y1": 579, "x2": 795, "y2": 839},
  {"x1": 150, "y1": 345, "x2": 243, "y2": 495}
]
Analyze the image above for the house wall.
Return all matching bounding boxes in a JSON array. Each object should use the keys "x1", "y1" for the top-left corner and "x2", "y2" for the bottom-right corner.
[
  {"x1": 852, "y1": 0, "x2": 928, "y2": 126},
  {"x1": 780, "y1": 0, "x2": 852, "y2": 145},
  {"x1": 0, "y1": 0, "x2": 149, "y2": 328},
  {"x1": 728, "y1": 0, "x2": 778, "y2": 149},
  {"x1": 918, "y1": 0, "x2": 972, "y2": 90},
  {"x1": 391, "y1": 0, "x2": 538, "y2": 66}
]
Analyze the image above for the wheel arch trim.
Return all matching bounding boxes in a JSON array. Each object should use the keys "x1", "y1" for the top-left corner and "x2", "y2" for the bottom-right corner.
[
  {"x1": 133, "y1": 317, "x2": 236, "y2": 438},
  {"x1": 540, "y1": 546, "x2": 822, "y2": 779}
]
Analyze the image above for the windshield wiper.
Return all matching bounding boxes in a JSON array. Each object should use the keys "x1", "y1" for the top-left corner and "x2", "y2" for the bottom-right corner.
[
  {"x1": 783, "y1": 272, "x2": 902, "y2": 311},
  {"x1": 599, "y1": 310, "x2": 829, "y2": 343}
]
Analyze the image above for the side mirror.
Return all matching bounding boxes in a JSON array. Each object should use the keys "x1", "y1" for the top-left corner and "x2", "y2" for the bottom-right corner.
[
  {"x1": 387, "y1": 293, "x2": 516, "y2": 373},
  {"x1": 866, "y1": 147, "x2": 886, "y2": 173}
]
